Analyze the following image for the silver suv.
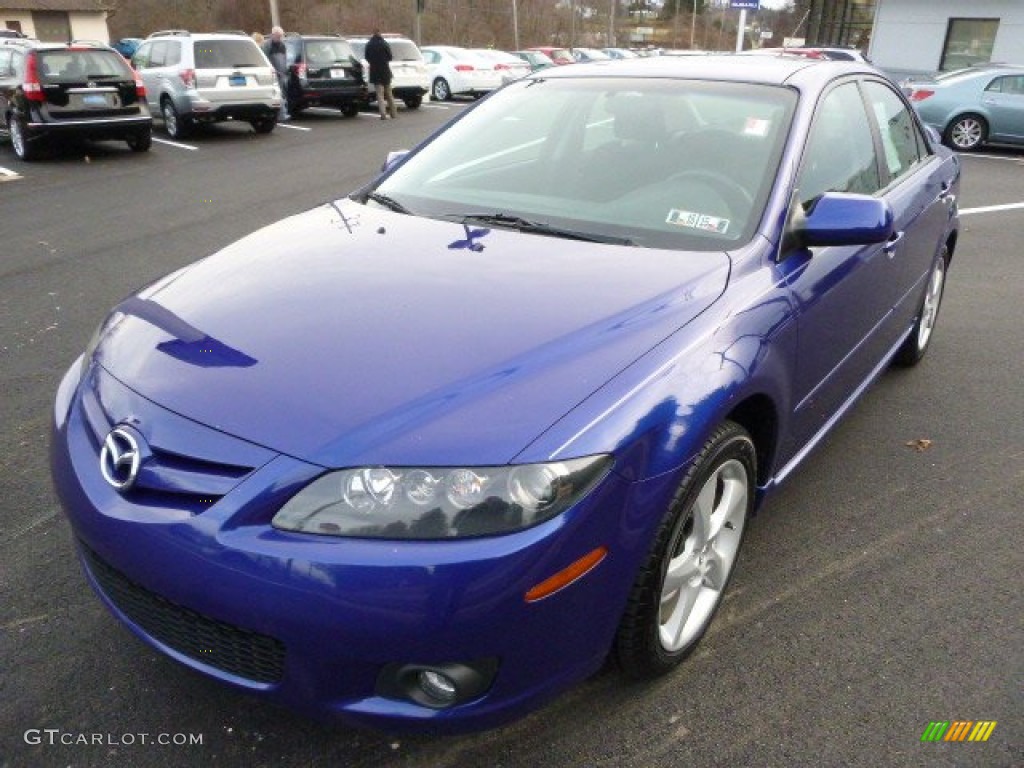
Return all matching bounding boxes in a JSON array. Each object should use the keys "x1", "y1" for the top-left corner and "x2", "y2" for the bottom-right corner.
[{"x1": 132, "y1": 30, "x2": 280, "y2": 138}]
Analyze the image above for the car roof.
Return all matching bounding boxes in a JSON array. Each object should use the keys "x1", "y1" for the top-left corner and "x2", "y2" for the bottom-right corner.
[{"x1": 531, "y1": 54, "x2": 870, "y2": 87}]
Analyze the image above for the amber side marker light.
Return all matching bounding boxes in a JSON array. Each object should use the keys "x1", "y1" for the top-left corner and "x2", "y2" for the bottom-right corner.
[{"x1": 524, "y1": 546, "x2": 608, "y2": 603}]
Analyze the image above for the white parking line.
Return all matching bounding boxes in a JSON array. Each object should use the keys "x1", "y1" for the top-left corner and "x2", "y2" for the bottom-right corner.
[
  {"x1": 277, "y1": 122, "x2": 312, "y2": 131},
  {"x1": 152, "y1": 137, "x2": 199, "y2": 151},
  {"x1": 960, "y1": 153, "x2": 1024, "y2": 162},
  {"x1": 959, "y1": 202, "x2": 1024, "y2": 216},
  {"x1": 0, "y1": 165, "x2": 22, "y2": 180}
]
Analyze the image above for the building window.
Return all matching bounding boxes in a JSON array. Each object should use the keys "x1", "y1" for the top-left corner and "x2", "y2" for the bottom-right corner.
[{"x1": 940, "y1": 18, "x2": 999, "y2": 72}]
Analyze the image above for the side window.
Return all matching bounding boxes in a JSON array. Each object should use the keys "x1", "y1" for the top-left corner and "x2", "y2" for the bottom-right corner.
[
  {"x1": 0, "y1": 49, "x2": 11, "y2": 77},
  {"x1": 863, "y1": 81, "x2": 927, "y2": 182},
  {"x1": 797, "y1": 82, "x2": 880, "y2": 209},
  {"x1": 12, "y1": 50, "x2": 23, "y2": 78},
  {"x1": 148, "y1": 41, "x2": 167, "y2": 68},
  {"x1": 133, "y1": 42, "x2": 151, "y2": 69},
  {"x1": 987, "y1": 75, "x2": 1024, "y2": 95},
  {"x1": 165, "y1": 41, "x2": 181, "y2": 67},
  {"x1": 423, "y1": 50, "x2": 437, "y2": 65}
]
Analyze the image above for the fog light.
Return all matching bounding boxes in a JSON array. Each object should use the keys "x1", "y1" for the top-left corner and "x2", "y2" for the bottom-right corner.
[{"x1": 418, "y1": 669, "x2": 458, "y2": 704}]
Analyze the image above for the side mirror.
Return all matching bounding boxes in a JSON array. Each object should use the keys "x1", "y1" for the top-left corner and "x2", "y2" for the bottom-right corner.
[
  {"x1": 381, "y1": 149, "x2": 409, "y2": 173},
  {"x1": 795, "y1": 192, "x2": 894, "y2": 247}
]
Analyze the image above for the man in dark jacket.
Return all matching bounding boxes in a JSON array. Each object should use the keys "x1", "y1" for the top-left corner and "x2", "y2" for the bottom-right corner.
[
  {"x1": 365, "y1": 29, "x2": 397, "y2": 120},
  {"x1": 267, "y1": 26, "x2": 290, "y2": 121}
]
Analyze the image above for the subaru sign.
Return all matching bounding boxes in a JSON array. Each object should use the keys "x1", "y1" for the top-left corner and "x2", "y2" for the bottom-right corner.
[{"x1": 730, "y1": 0, "x2": 761, "y2": 9}]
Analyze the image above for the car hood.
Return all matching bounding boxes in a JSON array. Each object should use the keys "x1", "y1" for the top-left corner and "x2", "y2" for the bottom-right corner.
[{"x1": 94, "y1": 200, "x2": 729, "y2": 467}]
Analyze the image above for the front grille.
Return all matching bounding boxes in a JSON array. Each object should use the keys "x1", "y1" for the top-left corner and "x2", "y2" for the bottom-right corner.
[{"x1": 81, "y1": 543, "x2": 285, "y2": 684}]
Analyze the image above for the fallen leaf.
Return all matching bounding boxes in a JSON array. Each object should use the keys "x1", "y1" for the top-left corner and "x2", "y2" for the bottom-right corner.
[{"x1": 906, "y1": 438, "x2": 933, "y2": 452}]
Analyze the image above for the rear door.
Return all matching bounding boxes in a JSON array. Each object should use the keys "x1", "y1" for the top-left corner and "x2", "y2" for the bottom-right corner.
[
  {"x1": 981, "y1": 73, "x2": 1024, "y2": 142},
  {"x1": 133, "y1": 39, "x2": 177, "y2": 111}
]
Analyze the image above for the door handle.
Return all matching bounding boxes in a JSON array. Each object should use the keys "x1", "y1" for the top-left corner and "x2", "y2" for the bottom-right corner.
[
  {"x1": 938, "y1": 180, "x2": 956, "y2": 206},
  {"x1": 883, "y1": 231, "x2": 904, "y2": 258}
]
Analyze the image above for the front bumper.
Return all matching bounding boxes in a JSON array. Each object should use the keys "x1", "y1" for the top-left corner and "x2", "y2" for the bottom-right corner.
[{"x1": 51, "y1": 361, "x2": 661, "y2": 731}]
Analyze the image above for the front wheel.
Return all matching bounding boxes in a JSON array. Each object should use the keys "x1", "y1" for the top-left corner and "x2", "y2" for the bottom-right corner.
[
  {"x1": 944, "y1": 114, "x2": 987, "y2": 151},
  {"x1": 615, "y1": 421, "x2": 755, "y2": 678},
  {"x1": 431, "y1": 78, "x2": 451, "y2": 102},
  {"x1": 893, "y1": 246, "x2": 949, "y2": 367}
]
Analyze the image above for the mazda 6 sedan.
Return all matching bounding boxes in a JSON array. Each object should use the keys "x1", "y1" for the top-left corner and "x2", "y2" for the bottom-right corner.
[{"x1": 52, "y1": 55, "x2": 960, "y2": 732}]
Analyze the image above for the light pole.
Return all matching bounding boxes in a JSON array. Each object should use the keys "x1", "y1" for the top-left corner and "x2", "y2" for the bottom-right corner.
[
  {"x1": 513, "y1": 0, "x2": 519, "y2": 50},
  {"x1": 690, "y1": 0, "x2": 697, "y2": 49}
]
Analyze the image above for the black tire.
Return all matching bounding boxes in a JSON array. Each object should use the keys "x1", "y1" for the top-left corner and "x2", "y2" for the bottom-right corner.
[
  {"x1": 893, "y1": 245, "x2": 950, "y2": 367},
  {"x1": 615, "y1": 421, "x2": 755, "y2": 679},
  {"x1": 341, "y1": 102, "x2": 360, "y2": 118},
  {"x1": 943, "y1": 113, "x2": 987, "y2": 151},
  {"x1": 161, "y1": 98, "x2": 190, "y2": 139},
  {"x1": 125, "y1": 127, "x2": 152, "y2": 152},
  {"x1": 404, "y1": 95, "x2": 422, "y2": 110},
  {"x1": 9, "y1": 114, "x2": 37, "y2": 161},
  {"x1": 250, "y1": 116, "x2": 277, "y2": 134},
  {"x1": 432, "y1": 78, "x2": 451, "y2": 102}
]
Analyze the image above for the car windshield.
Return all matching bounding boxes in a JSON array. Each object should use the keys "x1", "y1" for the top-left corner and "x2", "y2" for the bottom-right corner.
[
  {"x1": 371, "y1": 77, "x2": 795, "y2": 251},
  {"x1": 37, "y1": 49, "x2": 130, "y2": 81},
  {"x1": 389, "y1": 40, "x2": 422, "y2": 61},
  {"x1": 193, "y1": 39, "x2": 266, "y2": 68}
]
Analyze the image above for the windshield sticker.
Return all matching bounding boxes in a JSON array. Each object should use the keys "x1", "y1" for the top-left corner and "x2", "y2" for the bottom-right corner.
[
  {"x1": 743, "y1": 117, "x2": 771, "y2": 137},
  {"x1": 666, "y1": 209, "x2": 730, "y2": 234}
]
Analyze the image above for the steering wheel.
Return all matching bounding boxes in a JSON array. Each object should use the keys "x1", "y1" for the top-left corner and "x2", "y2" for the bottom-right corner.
[{"x1": 666, "y1": 169, "x2": 754, "y2": 219}]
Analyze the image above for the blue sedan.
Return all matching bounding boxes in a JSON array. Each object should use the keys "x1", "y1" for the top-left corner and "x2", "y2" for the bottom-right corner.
[
  {"x1": 52, "y1": 55, "x2": 960, "y2": 732},
  {"x1": 906, "y1": 63, "x2": 1024, "y2": 150}
]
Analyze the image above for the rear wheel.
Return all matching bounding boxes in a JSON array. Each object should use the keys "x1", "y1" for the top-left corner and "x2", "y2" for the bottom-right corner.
[
  {"x1": 341, "y1": 102, "x2": 360, "y2": 118},
  {"x1": 9, "y1": 114, "x2": 37, "y2": 161},
  {"x1": 893, "y1": 246, "x2": 949, "y2": 367},
  {"x1": 431, "y1": 77, "x2": 451, "y2": 102},
  {"x1": 125, "y1": 127, "x2": 152, "y2": 152},
  {"x1": 615, "y1": 421, "x2": 755, "y2": 678},
  {"x1": 161, "y1": 99, "x2": 190, "y2": 139},
  {"x1": 404, "y1": 95, "x2": 422, "y2": 110},
  {"x1": 250, "y1": 116, "x2": 277, "y2": 134},
  {"x1": 944, "y1": 113, "x2": 986, "y2": 151}
]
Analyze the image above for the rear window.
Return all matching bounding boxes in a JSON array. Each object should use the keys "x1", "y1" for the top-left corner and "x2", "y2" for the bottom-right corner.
[
  {"x1": 37, "y1": 49, "x2": 131, "y2": 81},
  {"x1": 303, "y1": 39, "x2": 355, "y2": 68},
  {"x1": 193, "y1": 39, "x2": 266, "y2": 69},
  {"x1": 389, "y1": 40, "x2": 423, "y2": 61}
]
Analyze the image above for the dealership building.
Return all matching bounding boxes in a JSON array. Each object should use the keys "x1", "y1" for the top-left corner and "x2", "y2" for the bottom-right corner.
[{"x1": 804, "y1": 0, "x2": 1024, "y2": 76}]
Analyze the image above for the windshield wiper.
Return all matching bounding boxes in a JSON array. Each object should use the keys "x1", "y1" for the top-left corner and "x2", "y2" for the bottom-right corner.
[
  {"x1": 450, "y1": 213, "x2": 634, "y2": 245},
  {"x1": 364, "y1": 191, "x2": 412, "y2": 215}
]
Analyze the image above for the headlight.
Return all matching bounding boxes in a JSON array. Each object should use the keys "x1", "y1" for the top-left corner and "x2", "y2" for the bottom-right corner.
[
  {"x1": 272, "y1": 455, "x2": 612, "y2": 539},
  {"x1": 79, "y1": 311, "x2": 125, "y2": 383}
]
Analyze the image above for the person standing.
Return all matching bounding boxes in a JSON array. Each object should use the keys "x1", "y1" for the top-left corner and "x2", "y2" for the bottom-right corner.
[
  {"x1": 365, "y1": 29, "x2": 397, "y2": 120},
  {"x1": 267, "y1": 26, "x2": 290, "y2": 122}
]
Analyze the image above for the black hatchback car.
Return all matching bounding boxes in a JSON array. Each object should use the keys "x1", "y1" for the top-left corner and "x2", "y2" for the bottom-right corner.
[
  {"x1": 0, "y1": 39, "x2": 152, "y2": 160},
  {"x1": 275, "y1": 34, "x2": 367, "y2": 117}
]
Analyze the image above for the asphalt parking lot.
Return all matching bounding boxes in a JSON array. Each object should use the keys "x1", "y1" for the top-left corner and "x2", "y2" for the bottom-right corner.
[{"x1": 0, "y1": 105, "x2": 1021, "y2": 768}]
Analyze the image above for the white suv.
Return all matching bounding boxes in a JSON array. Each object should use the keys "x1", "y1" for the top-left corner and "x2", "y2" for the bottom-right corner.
[
  {"x1": 132, "y1": 30, "x2": 280, "y2": 138},
  {"x1": 347, "y1": 35, "x2": 429, "y2": 110}
]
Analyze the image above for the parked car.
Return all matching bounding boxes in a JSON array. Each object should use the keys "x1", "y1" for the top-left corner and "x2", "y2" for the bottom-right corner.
[
  {"x1": 111, "y1": 37, "x2": 143, "y2": 59},
  {"x1": 470, "y1": 48, "x2": 531, "y2": 84},
  {"x1": 347, "y1": 34, "x2": 429, "y2": 110},
  {"x1": 0, "y1": 38, "x2": 152, "y2": 160},
  {"x1": 571, "y1": 47, "x2": 612, "y2": 63},
  {"x1": 53, "y1": 54, "x2": 959, "y2": 732},
  {"x1": 269, "y1": 33, "x2": 366, "y2": 117},
  {"x1": 132, "y1": 30, "x2": 280, "y2": 138},
  {"x1": 526, "y1": 46, "x2": 574, "y2": 65},
  {"x1": 511, "y1": 49, "x2": 554, "y2": 72},
  {"x1": 905, "y1": 63, "x2": 1024, "y2": 150},
  {"x1": 602, "y1": 47, "x2": 638, "y2": 60},
  {"x1": 420, "y1": 45, "x2": 503, "y2": 101}
]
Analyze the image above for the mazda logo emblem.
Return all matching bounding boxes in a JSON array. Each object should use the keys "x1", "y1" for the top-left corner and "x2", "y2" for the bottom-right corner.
[{"x1": 99, "y1": 426, "x2": 142, "y2": 491}]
